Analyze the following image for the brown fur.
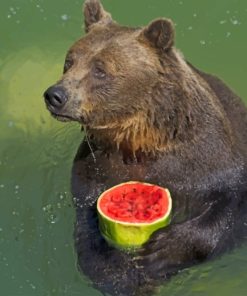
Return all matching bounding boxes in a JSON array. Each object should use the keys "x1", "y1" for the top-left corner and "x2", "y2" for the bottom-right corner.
[
  {"x1": 44, "y1": 1, "x2": 247, "y2": 295},
  {"x1": 52, "y1": 19, "x2": 236, "y2": 159}
]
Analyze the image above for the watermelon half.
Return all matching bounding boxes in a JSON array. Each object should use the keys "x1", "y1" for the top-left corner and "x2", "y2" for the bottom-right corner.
[{"x1": 97, "y1": 181, "x2": 172, "y2": 248}]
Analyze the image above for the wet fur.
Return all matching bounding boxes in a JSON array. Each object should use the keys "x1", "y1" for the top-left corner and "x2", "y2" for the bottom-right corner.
[
  {"x1": 72, "y1": 62, "x2": 247, "y2": 295},
  {"x1": 45, "y1": 0, "x2": 247, "y2": 295}
]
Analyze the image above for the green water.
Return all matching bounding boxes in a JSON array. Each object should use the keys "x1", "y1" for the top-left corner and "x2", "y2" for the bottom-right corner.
[{"x1": 0, "y1": 0, "x2": 247, "y2": 295}]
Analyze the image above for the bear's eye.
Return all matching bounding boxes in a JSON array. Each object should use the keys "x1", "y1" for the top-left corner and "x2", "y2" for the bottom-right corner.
[
  {"x1": 63, "y1": 59, "x2": 73, "y2": 73},
  {"x1": 93, "y1": 67, "x2": 106, "y2": 79}
]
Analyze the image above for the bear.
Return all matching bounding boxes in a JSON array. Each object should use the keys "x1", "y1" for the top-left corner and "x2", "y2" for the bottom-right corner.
[{"x1": 43, "y1": 0, "x2": 247, "y2": 295}]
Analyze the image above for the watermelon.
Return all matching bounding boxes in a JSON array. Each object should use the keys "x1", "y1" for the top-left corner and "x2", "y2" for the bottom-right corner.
[{"x1": 97, "y1": 181, "x2": 172, "y2": 248}]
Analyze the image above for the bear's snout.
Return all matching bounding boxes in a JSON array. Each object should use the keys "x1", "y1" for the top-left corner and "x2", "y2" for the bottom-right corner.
[{"x1": 44, "y1": 85, "x2": 68, "y2": 111}]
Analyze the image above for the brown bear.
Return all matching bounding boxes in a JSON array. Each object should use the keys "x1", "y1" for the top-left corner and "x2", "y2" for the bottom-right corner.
[{"x1": 44, "y1": 0, "x2": 247, "y2": 295}]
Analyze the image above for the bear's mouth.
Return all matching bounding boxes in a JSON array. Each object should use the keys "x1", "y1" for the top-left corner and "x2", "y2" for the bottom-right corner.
[
  {"x1": 47, "y1": 105, "x2": 90, "y2": 124},
  {"x1": 50, "y1": 111, "x2": 75, "y2": 122}
]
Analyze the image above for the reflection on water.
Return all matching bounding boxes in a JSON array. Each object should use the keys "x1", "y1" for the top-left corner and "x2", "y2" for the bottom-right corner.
[{"x1": 0, "y1": 0, "x2": 247, "y2": 295}]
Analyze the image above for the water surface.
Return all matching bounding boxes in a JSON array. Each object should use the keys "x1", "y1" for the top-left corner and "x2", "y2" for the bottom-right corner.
[{"x1": 0, "y1": 0, "x2": 247, "y2": 295}]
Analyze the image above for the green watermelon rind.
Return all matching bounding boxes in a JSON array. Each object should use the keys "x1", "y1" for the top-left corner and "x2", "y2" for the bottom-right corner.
[{"x1": 97, "y1": 181, "x2": 172, "y2": 248}]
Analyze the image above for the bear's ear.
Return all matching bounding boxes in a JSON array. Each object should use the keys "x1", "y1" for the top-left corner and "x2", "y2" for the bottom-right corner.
[
  {"x1": 141, "y1": 19, "x2": 175, "y2": 51},
  {"x1": 83, "y1": 0, "x2": 112, "y2": 33}
]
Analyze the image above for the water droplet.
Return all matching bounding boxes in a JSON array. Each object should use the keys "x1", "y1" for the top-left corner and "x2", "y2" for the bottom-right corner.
[
  {"x1": 49, "y1": 213, "x2": 58, "y2": 224},
  {"x1": 230, "y1": 18, "x2": 240, "y2": 25},
  {"x1": 226, "y1": 32, "x2": 231, "y2": 38},
  {"x1": 220, "y1": 20, "x2": 227, "y2": 25},
  {"x1": 0, "y1": 184, "x2": 4, "y2": 188},
  {"x1": 30, "y1": 284, "x2": 36, "y2": 290},
  {"x1": 43, "y1": 204, "x2": 52, "y2": 212},
  {"x1": 188, "y1": 26, "x2": 193, "y2": 30},
  {"x1": 43, "y1": 204, "x2": 59, "y2": 224},
  {"x1": 200, "y1": 40, "x2": 206, "y2": 45},
  {"x1": 61, "y1": 14, "x2": 69, "y2": 21}
]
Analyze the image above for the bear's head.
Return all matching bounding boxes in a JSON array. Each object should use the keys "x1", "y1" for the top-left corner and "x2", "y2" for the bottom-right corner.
[{"x1": 44, "y1": 0, "x2": 217, "y2": 154}]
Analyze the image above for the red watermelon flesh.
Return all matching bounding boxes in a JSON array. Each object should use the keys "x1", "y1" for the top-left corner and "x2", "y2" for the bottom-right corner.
[{"x1": 98, "y1": 183, "x2": 170, "y2": 223}]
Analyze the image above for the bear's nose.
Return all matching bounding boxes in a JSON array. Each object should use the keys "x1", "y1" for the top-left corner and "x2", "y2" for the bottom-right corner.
[{"x1": 44, "y1": 86, "x2": 68, "y2": 109}]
